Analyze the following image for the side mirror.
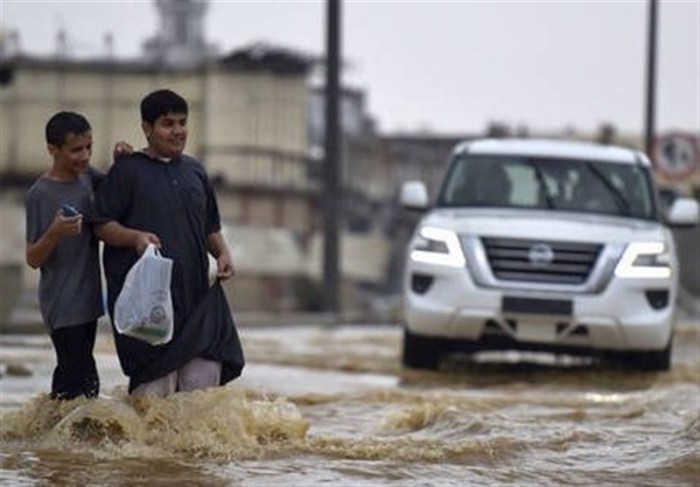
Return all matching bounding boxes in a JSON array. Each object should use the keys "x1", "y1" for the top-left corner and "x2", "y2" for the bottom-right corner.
[
  {"x1": 667, "y1": 197, "x2": 699, "y2": 226},
  {"x1": 400, "y1": 181, "x2": 429, "y2": 211}
]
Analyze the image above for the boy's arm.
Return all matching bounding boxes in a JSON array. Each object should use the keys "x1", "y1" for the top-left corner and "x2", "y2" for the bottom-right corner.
[
  {"x1": 26, "y1": 211, "x2": 82, "y2": 269},
  {"x1": 207, "y1": 231, "x2": 235, "y2": 280},
  {"x1": 95, "y1": 221, "x2": 160, "y2": 255}
]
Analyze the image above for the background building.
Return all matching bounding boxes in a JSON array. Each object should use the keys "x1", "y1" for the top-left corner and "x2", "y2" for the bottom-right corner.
[
  {"x1": 1, "y1": 0, "x2": 696, "y2": 327},
  {"x1": 0, "y1": 0, "x2": 396, "y2": 318}
]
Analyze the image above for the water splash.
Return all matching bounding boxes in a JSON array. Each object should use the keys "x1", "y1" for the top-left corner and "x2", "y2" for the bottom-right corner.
[
  {"x1": 1, "y1": 386, "x2": 309, "y2": 460},
  {"x1": 378, "y1": 402, "x2": 454, "y2": 434}
]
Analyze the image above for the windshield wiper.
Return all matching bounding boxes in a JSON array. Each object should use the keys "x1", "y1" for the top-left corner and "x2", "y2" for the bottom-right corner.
[{"x1": 584, "y1": 163, "x2": 631, "y2": 215}]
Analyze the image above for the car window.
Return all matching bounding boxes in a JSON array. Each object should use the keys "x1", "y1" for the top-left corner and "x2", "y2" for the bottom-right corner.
[
  {"x1": 439, "y1": 154, "x2": 656, "y2": 220},
  {"x1": 441, "y1": 155, "x2": 514, "y2": 207}
]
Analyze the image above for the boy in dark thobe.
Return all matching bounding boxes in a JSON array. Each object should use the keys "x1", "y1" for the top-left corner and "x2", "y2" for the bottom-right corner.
[{"x1": 96, "y1": 89, "x2": 243, "y2": 397}]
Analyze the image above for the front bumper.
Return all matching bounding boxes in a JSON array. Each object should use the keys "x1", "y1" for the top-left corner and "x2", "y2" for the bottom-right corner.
[{"x1": 404, "y1": 259, "x2": 676, "y2": 353}]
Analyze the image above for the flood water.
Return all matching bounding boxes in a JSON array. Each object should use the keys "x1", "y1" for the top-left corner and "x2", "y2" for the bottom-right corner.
[{"x1": 1, "y1": 321, "x2": 698, "y2": 486}]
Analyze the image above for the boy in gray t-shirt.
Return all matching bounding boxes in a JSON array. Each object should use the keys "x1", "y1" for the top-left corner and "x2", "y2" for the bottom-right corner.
[{"x1": 25, "y1": 111, "x2": 104, "y2": 400}]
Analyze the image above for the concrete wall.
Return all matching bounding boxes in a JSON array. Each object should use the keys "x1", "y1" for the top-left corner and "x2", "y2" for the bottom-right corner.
[
  {"x1": 203, "y1": 70, "x2": 309, "y2": 186},
  {"x1": 0, "y1": 66, "x2": 209, "y2": 173},
  {"x1": 0, "y1": 262, "x2": 21, "y2": 327},
  {"x1": 0, "y1": 61, "x2": 306, "y2": 183}
]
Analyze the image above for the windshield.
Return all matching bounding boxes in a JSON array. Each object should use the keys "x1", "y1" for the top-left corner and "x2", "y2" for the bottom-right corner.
[{"x1": 438, "y1": 154, "x2": 658, "y2": 220}]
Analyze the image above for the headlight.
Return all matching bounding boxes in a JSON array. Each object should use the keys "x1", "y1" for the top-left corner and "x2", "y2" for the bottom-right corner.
[
  {"x1": 409, "y1": 227, "x2": 466, "y2": 267},
  {"x1": 614, "y1": 242, "x2": 672, "y2": 279}
]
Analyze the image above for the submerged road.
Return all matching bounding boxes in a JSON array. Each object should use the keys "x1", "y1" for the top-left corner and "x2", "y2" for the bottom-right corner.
[{"x1": 1, "y1": 321, "x2": 698, "y2": 486}]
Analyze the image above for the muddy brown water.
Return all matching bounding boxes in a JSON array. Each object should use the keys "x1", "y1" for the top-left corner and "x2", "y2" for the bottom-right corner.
[{"x1": 1, "y1": 323, "x2": 698, "y2": 486}]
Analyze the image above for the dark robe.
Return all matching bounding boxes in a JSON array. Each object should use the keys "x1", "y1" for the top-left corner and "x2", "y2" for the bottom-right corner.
[{"x1": 95, "y1": 152, "x2": 244, "y2": 391}]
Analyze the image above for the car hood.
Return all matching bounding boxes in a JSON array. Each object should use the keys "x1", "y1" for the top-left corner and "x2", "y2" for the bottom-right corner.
[{"x1": 421, "y1": 208, "x2": 669, "y2": 244}]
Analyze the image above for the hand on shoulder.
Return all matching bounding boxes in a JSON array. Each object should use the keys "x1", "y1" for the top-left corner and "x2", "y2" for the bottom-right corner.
[{"x1": 112, "y1": 141, "x2": 134, "y2": 162}]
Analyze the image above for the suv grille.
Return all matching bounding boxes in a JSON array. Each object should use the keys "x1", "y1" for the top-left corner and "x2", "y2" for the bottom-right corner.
[{"x1": 481, "y1": 237, "x2": 602, "y2": 285}]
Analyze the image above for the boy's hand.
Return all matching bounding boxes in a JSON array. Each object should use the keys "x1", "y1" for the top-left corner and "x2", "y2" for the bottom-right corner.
[
  {"x1": 51, "y1": 211, "x2": 82, "y2": 237},
  {"x1": 216, "y1": 252, "x2": 235, "y2": 280},
  {"x1": 112, "y1": 141, "x2": 134, "y2": 161},
  {"x1": 133, "y1": 231, "x2": 161, "y2": 255}
]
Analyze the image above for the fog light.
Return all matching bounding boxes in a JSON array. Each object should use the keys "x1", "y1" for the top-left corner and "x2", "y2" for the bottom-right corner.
[
  {"x1": 411, "y1": 273, "x2": 434, "y2": 294},
  {"x1": 645, "y1": 289, "x2": 669, "y2": 310}
]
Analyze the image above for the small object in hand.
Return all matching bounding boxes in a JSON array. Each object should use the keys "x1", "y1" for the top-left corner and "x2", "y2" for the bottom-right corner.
[{"x1": 61, "y1": 204, "x2": 80, "y2": 217}]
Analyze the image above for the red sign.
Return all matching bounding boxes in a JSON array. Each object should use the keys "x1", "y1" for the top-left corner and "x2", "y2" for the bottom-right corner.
[{"x1": 652, "y1": 132, "x2": 699, "y2": 180}]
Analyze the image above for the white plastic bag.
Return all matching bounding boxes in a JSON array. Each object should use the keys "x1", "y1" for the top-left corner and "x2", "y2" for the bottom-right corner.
[{"x1": 114, "y1": 244, "x2": 174, "y2": 345}]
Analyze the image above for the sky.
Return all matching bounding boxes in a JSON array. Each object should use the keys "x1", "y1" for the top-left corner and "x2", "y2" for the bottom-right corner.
[{"x1": 0, "y1": 0, "x2": 698, "y2": 136}]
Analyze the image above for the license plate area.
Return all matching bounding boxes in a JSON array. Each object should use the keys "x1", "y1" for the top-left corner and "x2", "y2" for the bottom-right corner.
[{"x1": 502, "y1": 296, "x2": 573, "y2": 316}]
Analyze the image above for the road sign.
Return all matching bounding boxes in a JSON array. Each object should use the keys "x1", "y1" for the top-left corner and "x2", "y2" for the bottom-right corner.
[{"x1": 652, "y1": 133, "x2": 699, "y2": 180}]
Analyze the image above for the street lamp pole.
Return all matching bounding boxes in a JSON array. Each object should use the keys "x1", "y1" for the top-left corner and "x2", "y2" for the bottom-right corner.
[
  {"x1": 644, "y1": 0, "x2": 658, "y2": 157},
  {"x1": 323, "y1": 0, "x2": 342, "y2": 314}
]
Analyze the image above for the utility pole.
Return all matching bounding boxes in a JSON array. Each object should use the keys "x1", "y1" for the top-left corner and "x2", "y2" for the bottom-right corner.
[
  {"x1": 644, "y1": 0, "x2": 658, "y2": 156},
  {"x1": 323, "y1": 0, "x2": 342, "y2": 314}
]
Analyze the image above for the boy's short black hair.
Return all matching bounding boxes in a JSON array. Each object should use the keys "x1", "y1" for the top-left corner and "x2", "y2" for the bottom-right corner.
[
  {"x1": 45, "y1": 111, "x2": 91, "y2": 147},
  {"x1": 140, "y1": 89, "x2": 188, "y2": 124}
]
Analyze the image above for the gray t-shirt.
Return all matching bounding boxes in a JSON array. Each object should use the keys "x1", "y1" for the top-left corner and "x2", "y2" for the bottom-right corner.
[{"x1": 25, "y1": 170, "x2": 104, "y2": 331}]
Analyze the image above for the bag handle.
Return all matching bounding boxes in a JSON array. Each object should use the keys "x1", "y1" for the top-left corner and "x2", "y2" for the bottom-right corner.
[{"x1": 143, "y1": 243, "x2": 160, "y2": 258}]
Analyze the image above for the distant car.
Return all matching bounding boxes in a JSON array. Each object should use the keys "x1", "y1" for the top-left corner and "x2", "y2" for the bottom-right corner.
[{"x1": 400, "y1": 138, "x2": 699, "y2": 371}]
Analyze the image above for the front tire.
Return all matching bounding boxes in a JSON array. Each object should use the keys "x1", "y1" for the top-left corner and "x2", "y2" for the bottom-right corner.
[
  {"x1": 402, "y1": 328, "x2": 443, "y2": 370},
  {"x1": 617, "y1": 339, "x2": 672, "y2": 371}
]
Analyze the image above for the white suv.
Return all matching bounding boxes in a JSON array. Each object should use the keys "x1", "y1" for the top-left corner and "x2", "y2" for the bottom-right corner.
[{"x1": 400, "y1": 138, "x2": 698, "y2": 371}]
